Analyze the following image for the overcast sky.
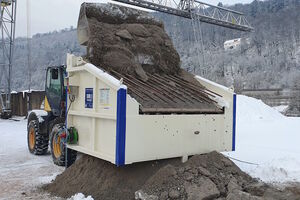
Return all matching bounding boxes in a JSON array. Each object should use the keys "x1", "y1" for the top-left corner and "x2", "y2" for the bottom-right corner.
[{"x1": 16, "y1": 0, "x2": 252, "y2": 37}]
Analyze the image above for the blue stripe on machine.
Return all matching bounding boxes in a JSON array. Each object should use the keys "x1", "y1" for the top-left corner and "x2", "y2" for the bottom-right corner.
[
  {"x1": 115, "y1": 88, "x2": 127, "y2": 166},
  {"x1": 232, "y1": 94, "x2": 237, "y2": 151},
  {"x1": 65, "y1": 86, "x2": 68, "y2": 127},
  {"x1": 64, "y1": 71, "x2": 68, "y2": 127}
]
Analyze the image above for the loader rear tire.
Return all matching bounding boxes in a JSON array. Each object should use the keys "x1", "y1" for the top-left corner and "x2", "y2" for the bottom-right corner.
[
  {"x1": 27, "y1": 120, "x2": 49, "y2": 155},
  {"x1": 50, "y1": 123, "x2": 77, "y2": 167}
]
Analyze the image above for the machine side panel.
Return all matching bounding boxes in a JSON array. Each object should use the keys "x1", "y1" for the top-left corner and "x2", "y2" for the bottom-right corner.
[
  {"x1": 195, "y1": 76, "x2": 235, "y2": 153},
  {"x1": 125, "y1": 114, "x2": 230, "y2": 164},
  {"x1": 66, "y1": 55, "x2": 121, "y2": 164}
]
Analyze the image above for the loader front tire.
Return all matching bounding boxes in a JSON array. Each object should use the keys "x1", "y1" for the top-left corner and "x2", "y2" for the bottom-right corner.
[
  {"x1": 50, "y1": 123, "x2": 77, "y2": 167},
  {"x1": 27, "y1": 120, "x2": 49, "y2": 155}
]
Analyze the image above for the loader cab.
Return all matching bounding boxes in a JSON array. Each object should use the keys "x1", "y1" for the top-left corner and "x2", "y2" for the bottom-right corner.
[{"x1": 45, "y1": 66, "x2": 65, "y2": 116}]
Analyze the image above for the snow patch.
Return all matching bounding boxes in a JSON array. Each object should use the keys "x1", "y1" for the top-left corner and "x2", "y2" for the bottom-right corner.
[
  {"x1": 212, "y1": 95, "x2": 229, "y2": 108},
  {"x1": 20, "y1": 89, "x2": 44, "y2": 98},
  {"x1": 272, "y1": 105, "x2": 289, "y2": 113},
  {"x1": 91, "y1": 3, "x2": 155, "y2": 21},
  {"x1": 226, "y1": 95, "x2": 300, "y2": 183},
  {"x1": 119, "y1": 84, "x2": 128, "y2": 90},
  {"x1": 28, "y1": 109, "x2": 48, "y2": 122},
  {"x1": 84, "y1": 63, "x2": 122, "y2": 88},
  {"x1": 237, "y1": 95, "x2": 284, "y2": 122},
  {"x1": 195, "y1": 75, "x2": 232, "y2": 92},
  {"x1": 249, "y1": 157, "x2": 300, "y2": 183},
  {"x1": 68, "y1": 193, "x2": 94, "y2": 200},
  {"x1": 38, "y1": 172, "x2": 60, "y2": 184},
  {"x1": 30, "y1": 109, "x2": 48, "y2": 116}
]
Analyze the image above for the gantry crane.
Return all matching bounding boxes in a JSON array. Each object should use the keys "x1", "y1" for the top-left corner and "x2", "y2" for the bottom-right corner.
[{"x1": 112, "y1": 0, "x2": 253, "y2": 31}]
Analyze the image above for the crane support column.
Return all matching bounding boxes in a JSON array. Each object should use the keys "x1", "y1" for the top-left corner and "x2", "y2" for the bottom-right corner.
[{"x1": 0, "y1": 0, "x2": 17, "y2": 118}]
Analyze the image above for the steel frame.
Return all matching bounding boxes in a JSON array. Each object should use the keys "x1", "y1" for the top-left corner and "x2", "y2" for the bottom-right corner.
[
  {"x1": 0, "y1": 0, "x2": 16, "y2": 118},
  {"x1": 112, "y1": 0, "x2": 253, "y2": 31}
]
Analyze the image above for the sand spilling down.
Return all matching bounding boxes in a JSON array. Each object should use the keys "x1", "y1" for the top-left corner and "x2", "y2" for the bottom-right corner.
[{"x1": 78, "y1": 3, "x2": 181, "y2": 81}]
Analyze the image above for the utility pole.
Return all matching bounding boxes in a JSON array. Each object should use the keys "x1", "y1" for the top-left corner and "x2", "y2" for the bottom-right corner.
[{"x1": 0, "y1": 0, "x2": 17, "y2": 119}]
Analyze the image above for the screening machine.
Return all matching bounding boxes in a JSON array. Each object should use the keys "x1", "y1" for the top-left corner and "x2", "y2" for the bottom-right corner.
[
  {"x1": 65, "y1": 54, "x2": 236, "y2": 166},
  {"x1": 27, "y1": 2, "x2": 241, "y2": 167}
]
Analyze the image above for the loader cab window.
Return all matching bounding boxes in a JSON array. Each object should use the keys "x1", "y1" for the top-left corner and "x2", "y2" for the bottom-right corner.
[{"x1": 46, "y1": 68, "x2": 62, "y2": 96}]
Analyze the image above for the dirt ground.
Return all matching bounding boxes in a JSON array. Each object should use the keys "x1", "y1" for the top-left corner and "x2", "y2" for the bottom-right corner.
[{"x1": 45, "y1": 152, "x2": 300, "y2": 200}]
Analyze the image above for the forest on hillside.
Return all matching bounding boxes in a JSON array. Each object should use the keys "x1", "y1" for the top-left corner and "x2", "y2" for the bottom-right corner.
[{"x1": 155, "y1": 0, "x2": 300, "y2": 91}]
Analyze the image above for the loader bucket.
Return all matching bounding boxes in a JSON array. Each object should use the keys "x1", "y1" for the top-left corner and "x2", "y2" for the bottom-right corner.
[{"x1": 77, "y1": 3, "x2": 90, "y2": 46}]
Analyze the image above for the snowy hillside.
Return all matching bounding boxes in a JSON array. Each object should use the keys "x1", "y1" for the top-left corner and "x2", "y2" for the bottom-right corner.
[
  {"x1": 5, "y1": 0, "x2": 300, "y2": 92},
  {"x1": 156, "y1": 0, "x2": 300, "y2": 90}
]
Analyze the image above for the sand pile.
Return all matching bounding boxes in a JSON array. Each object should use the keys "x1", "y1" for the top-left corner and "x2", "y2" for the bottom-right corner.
[
  {"x1": 44, "y1": 151, "x2": 300, "y2": 200},
  {"x1": 78, "y1": 3, "x2": 181, "y2": 82}
]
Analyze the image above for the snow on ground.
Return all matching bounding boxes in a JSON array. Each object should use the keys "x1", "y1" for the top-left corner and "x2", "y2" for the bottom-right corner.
[
  {"x1": 0, "y1": 117, "x2": 64, "y2": 200},
  {"x1": 0, "y1": 117, "x2": 93, "y2": 200},
  {"x1": 67, "y1": 193, "x2": 94, "y2": 200},
  {"x1": 225, "y1": 95, "x2": 300, "y2": 183},
  {"x1": 273, "y1": 105, "x2": 289, "y2": 113}
]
